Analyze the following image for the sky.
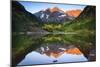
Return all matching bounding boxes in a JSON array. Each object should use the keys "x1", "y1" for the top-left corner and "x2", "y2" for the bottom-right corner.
[
  {"x1": 19, "y1": 1, "x2": 86, "y2": 14},
  {"x1": 18, "y1": 51, "x2": 87, "y2": 65}
]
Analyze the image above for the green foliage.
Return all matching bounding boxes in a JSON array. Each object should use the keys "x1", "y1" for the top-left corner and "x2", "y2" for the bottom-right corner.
[
  {"x1": 12, "y1": 35, "x2": 33, "y2": 54},
  {"x1": 12, "y1": 1, "x2": 39, "y2": 32},
  {"x1": 42, "y1": 23, "x2": 63, "y2": 32}
]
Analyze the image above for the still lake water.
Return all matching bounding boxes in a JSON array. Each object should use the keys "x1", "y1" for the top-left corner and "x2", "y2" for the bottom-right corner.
[
  {"x1": 18, "y1": 51, "x2": 87, "y2": 65},
  {"x1": 13, "y1": 33, "x2": 94, "y2": 66},
  {"x1": 18, "y1": 43, "x2": 88, "y2": 65}
]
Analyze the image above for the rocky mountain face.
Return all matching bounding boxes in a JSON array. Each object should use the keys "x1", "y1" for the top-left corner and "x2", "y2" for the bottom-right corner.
[
  {"x1": 66, "y1": 10, "x2": 81, "y2": 17},
  {"x1": 34, "y1": 7, "x2": 78, "y2": 23}
]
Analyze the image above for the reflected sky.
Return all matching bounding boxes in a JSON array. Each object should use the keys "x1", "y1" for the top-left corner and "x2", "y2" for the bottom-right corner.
[{"x1": 18, "y1": 47, "x2": 88, "y2": 65}]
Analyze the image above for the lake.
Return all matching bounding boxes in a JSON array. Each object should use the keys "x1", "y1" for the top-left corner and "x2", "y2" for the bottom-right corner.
[{"x1": 14, "y1": 33, "x2": 93, "y2": 66}]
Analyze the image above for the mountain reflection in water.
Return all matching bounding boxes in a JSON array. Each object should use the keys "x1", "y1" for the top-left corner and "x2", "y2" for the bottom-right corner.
[{"x1": 18, "y1": 45, "x2": 88, "y2": 65}]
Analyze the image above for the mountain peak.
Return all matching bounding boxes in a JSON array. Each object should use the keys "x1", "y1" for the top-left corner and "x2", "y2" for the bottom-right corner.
[
  {"x1": 45, "y1": 8, "x2": 51, "y2": 11},
  {"x1": 34, "y1": 7, "x2": 76, "y2": 23},
  {"x1": 50, "y1": 7, "x2": 62, "y2": 12},
  {"x1": 66, "y1": 9, "x2": 82, "y2": 17}
]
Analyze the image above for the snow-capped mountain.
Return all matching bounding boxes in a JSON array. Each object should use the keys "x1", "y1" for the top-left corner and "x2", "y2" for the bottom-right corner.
[{"x1": 34, "y1": 7, "x2": 76, "y2": 23}]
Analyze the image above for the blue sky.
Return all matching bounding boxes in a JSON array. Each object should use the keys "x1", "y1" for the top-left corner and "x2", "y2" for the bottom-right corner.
[{"x1": 19, "y1": 1, "x2": 86, "y2": 13}]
